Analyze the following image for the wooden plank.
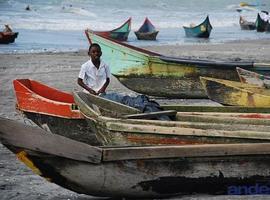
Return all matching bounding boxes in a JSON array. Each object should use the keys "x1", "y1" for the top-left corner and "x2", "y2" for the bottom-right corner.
[
  {"x1": 175, "y1": 114, "x2": 270, "y2": 125},
  {"x1": 123, "y1": 110, "x2": 177, "y2": 119},
  {"x1": 176, "y1": 112, "x2": 270, "y2": 119},
  {"x1": 0, "y1": 117, "x2": 102, "y2": 164},
  {"x1": 104, "y1": 116, "x2": 270, "y2": 132},
  {"x1": 161, "y1": 105, "x2": 270, "y2": 113},
  {"x1": 105, "y1": 121, "x2": 270, "y2": 140},
  {"x1": 102, "y1": 143, "x2": 270, "y2": 161}
]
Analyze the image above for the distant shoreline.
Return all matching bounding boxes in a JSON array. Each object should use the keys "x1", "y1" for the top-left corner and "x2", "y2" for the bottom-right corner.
[{"x1": 2, "y1": 38, "x2": 270, "y2": 63}]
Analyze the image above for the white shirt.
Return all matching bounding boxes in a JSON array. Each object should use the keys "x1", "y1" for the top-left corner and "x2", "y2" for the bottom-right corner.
[{"x1": 78, "y1": 59, "x2": 111, "y2": 93}]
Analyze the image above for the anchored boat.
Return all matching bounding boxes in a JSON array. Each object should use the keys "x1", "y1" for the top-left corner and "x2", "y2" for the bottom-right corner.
[
  {"x1": 183, "y1": 16, "x2": 212, "y2": 38},
  {"x1": 134, "y1": 17, "x2": 159, "y2": 40},
  {"x1": 87, "y1": 17, "x2": 131, "y2": 41}
]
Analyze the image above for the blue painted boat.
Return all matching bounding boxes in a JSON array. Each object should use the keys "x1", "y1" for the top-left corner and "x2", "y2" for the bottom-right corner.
[
  {"x1": 134, "y1": 17, "x2": 159, "y2": 40},
  {"x1": 183, "y1": 16, "x2": 212, "y2": 38}
]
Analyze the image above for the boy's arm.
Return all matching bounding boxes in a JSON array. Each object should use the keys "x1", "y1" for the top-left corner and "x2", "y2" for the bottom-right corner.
[
  {"x1": 97, "y1": 78, "x2": 110, "y2": 94},
  {"x1": 77, "y1": 78, "x2": 97, "y2": 95}
]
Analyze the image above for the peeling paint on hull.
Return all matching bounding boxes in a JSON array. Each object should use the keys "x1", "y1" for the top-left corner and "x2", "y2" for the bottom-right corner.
[{"x1": 7, "y1": 147, "x2": 270, "y2": 198}]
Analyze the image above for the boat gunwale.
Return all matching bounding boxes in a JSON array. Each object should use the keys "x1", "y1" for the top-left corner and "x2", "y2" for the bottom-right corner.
[
  {"x1": 183, "y1": 15, "x2": 213, "y2": 31},
  {"x1": 200, "y1": 76, "x2": 270, "y2": 96},
  {"x1": 2, "y1": 117, "x2": 270, "y2": 163}
]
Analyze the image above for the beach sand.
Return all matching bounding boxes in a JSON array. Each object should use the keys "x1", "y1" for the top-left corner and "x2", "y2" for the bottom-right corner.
[{"x1": 1, "y1": 39, "x2": 270, "y2": 199}]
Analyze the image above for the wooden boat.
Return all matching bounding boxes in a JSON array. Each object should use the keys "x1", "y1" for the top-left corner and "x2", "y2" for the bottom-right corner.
[
  {"x1": 183, "y1": 16, "x2": 212, "y2": 38},
  {"x1": 2, "y1": 117, "x2": 270, "y2": 198},
  {"x1": 84, "y1": 31, "x2": 270, "y2": 98},
  {"x1": 239, "y1": 16, "x2": 256, "y2": 30},
  {"x1": 255, "y1": 13, "x2": 269, "y2": 32},
  {"x1": 200, "y1": 76, "x2": 270, "y2": 107},
  {"x1": 134, "y1": 17, "x2": 159, "y2": 40},
  {"x1": 13, "y1": 79, "x2": 98, "y2": 145},
  {"x1": 0, "y1": 32, "x2": 18, "y2": 44},
  {"x1": 237, "y1": 67, "x2": 270, "y2": 88},
  {"x1": 87, "y1": 18, "x2": 131, "y2": 41},
  {"x1": 73, "y1": 92, "x2": 270, "y2": 146}
]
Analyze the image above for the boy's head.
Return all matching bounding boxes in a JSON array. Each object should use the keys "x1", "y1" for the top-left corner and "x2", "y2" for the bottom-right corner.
[{"x1": 88, "y1": 43, "x2": 102, "y2": 61}]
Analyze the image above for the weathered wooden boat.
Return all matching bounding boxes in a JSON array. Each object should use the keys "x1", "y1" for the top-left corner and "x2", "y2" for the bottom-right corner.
[
  {"x1": 73, "y1": 92, "x2": 270, "y2": 146},
  {"x1": 239, "y1": 16, "x2": 256, "y2": 30},
  {"x1": 237, "y1": 67, "x2": 270, "y2": 88},
  {"x1": 255, "y1": 13, "x2": 269, "y2": 32},
  {"x1": 0, "y1": 31, "x2": 18, "y2": 44},
  {"x1": 2, "y1": 117, "x2": 270, "y2": 198},
  {"x1": 183, "y1": 16, "x2": 212, "y2": 38},
  {"x1": 200, "y1": 76, "x2": 270, "y2": 107},
  {"x1": 85, "y1": 31, "x2": 270, "y2": 98},
  {"x1": 134, "y1": 17, "x2": 159, "y2": 40},
  {"x1": 13, "y1": 79, "x2": 98, "y2": 145},
  {"x1": 86, "y1": 18, "x2": 131, "y2": 41}
]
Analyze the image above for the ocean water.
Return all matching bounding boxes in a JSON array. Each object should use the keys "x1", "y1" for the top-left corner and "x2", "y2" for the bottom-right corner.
[{"x1": 0, "y1": 0, "x2": 270, "y2": 53}]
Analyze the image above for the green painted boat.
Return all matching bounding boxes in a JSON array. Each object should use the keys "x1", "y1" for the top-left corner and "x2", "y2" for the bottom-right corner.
[
  {"x1": 73, "y1": 92, "x2": 270, "y2": 147},
  {"x1": 255, "y1": 13, "x2": 269, "y2": 32},
  {"x1": 85, "y1": 31, "x2": 270, "y2": 98},
  {"x1": 183, "y1": 16, "x2": 212, "y2": 38},
  {"x1": 87, "y1": 18, "x2": 131, "y2": 41}
]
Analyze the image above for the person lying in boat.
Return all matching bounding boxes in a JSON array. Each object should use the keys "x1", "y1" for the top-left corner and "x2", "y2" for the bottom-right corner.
[
  {"x1": 77, "y1": 43, "x2": 111, "y2": 95},
  {"x1": 3, "y1": 24, "x2": 12, "y2": 33}
]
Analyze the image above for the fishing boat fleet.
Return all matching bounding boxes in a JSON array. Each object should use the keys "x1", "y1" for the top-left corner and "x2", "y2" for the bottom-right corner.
[
  {"x1": 2, "y1": 62, "x2": 270, "y2": 197},
  {"x1": 2, "y1": 37, "x2": 270, "y2": 197},
  {"x1": 2, "y1": 11, "x2": 270, "y2": 199},
  {"x1": 85, "y1": 11, "x2": 270, "y2": 42}
]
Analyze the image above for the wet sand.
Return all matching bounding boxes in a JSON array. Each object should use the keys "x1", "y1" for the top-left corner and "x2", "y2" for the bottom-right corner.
[{"x1": 1, "y1": 39, "x2": 270, "y2": 199}]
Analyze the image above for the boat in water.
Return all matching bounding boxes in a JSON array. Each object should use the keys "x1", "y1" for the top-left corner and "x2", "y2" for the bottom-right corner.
[
  {"x1": 134, "y1": 17, "x2": 159, "y2": 40},
  {"x1": 255, "y1": 13, "x2": 270, "y2": 32},
  {"x1": 0, "y1": 31, "x2": 18, "y2": 44},
  {"x1": 183, "y1": 16, "x2": 212, "y2": 38},
  {"x1": 87, "y1": 17, "x2": 131, "y2": 41},
  {"x1": 239, "y1": 16, "x2": 256, "y2": 30}
]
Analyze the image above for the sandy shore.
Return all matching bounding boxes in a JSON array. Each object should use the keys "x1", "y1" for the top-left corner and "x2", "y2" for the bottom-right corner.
[{"x1": 1, "y1": 39, "x2": 270, "y2": 199}]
